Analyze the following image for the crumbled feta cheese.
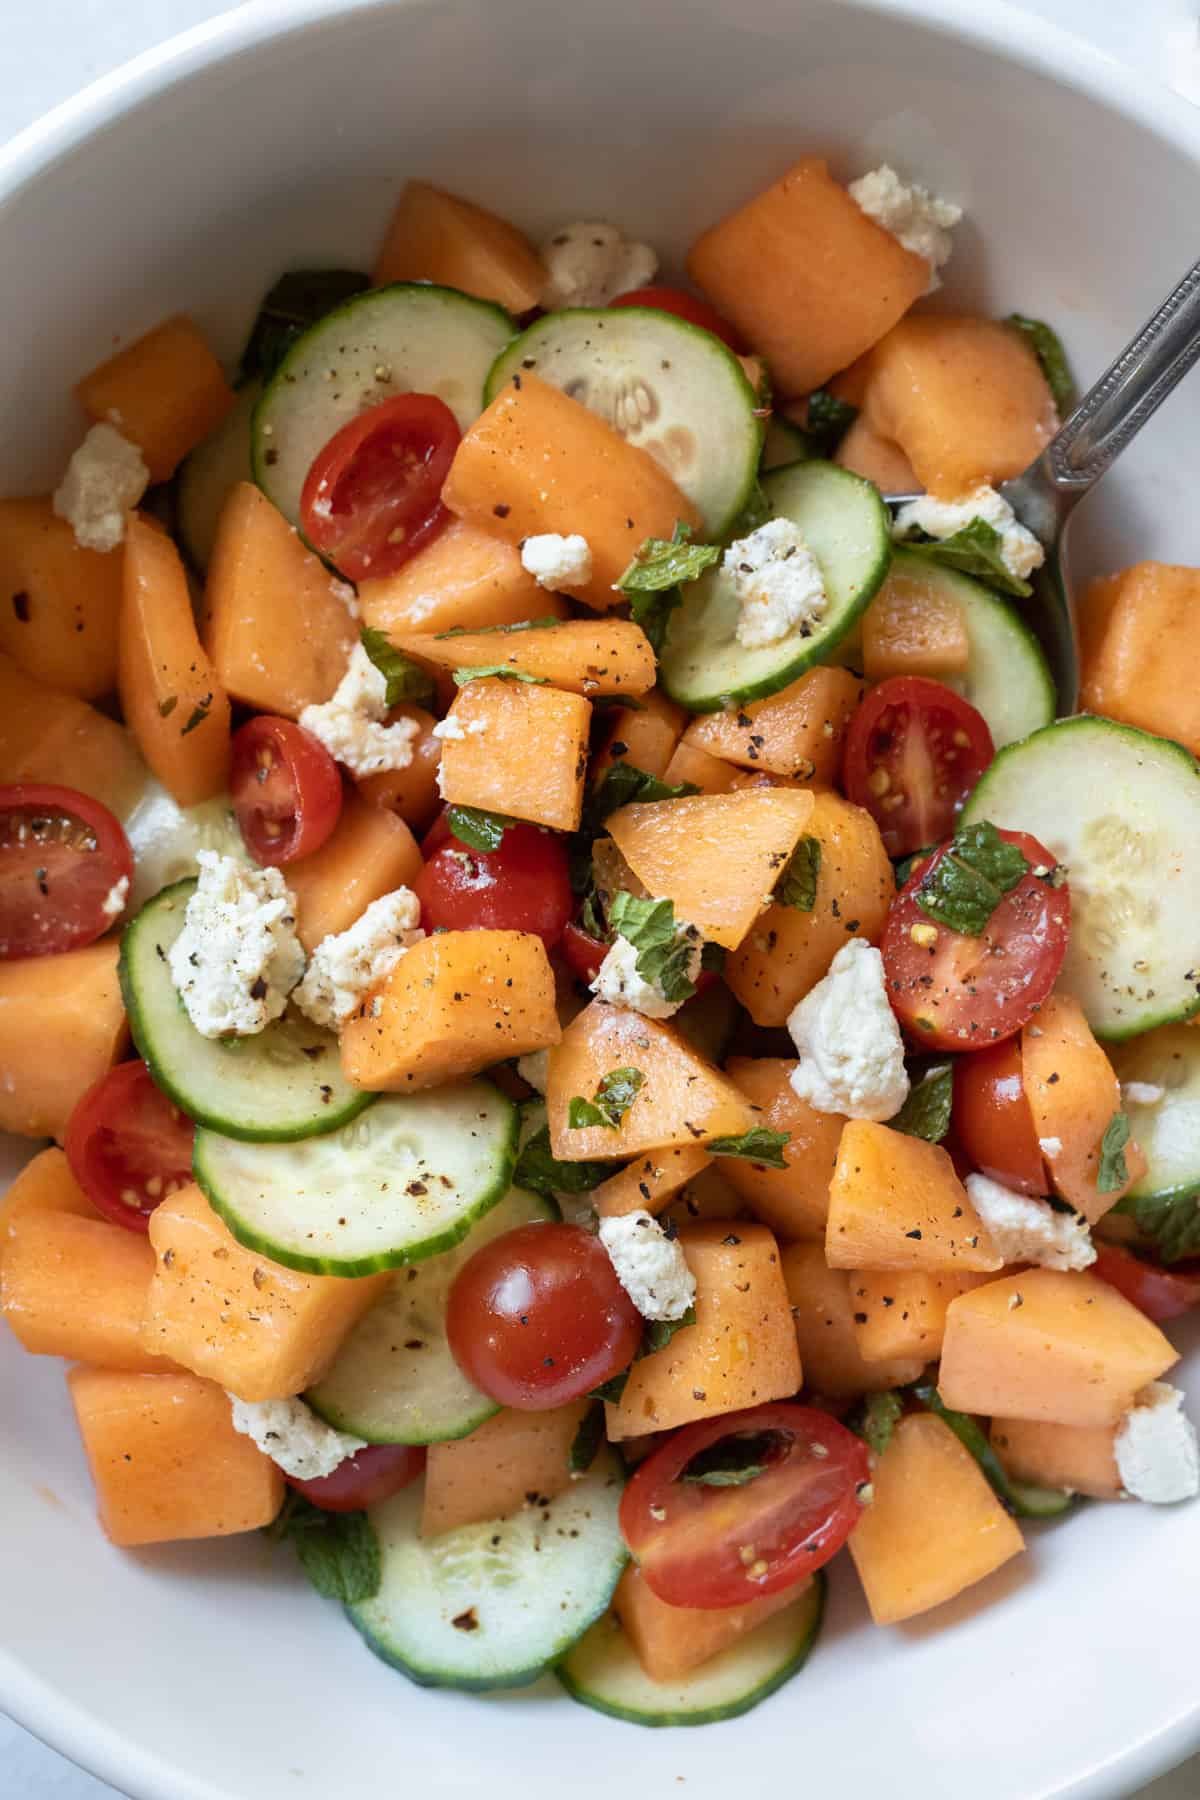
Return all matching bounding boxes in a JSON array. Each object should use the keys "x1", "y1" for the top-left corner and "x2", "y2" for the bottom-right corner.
[
  {"x1": 228, "y1": 1395, "x2": 366, "y2": 1481},
  {"x1": 293, "y1": 887, "x2": 423, "y2": 1030},
  {"x1": 100, "y1": 875, "x2": 130, "y2": 920},
  {"x1": 520, "y1": 532, "x2": 593, "y2": 590},
  {"x1": 166, "y1": 850, "x2": 304, "y2": 1038},
  {"x1": 299, "y1": 642, "x2": 420, "y2": 778},
  {"x1": 598, "y1": 1209, "x2": 696, "y2": 1321},
  {"x1": 1115, "y1": 1383, "x2": 1200, "y2": 1504},
  {"x1": 540, "y1": 221, "x2": 658, "y2": 310},
  {"x1": 52, "y1": 423, "x2": 149, "y2": 553},
  {"x1": 517, "y1": 1049, "x2": 549, "y2": 1093},
  {"x1": 1038, "y1": 1136, "x2": 1063, "y2": 1157},
  {"x1": 723, "y1": 518, "x2": 828, "y2": 650},
  {"x1": 964, "y1": 1173, "x2": 1096, "y2": 1271},
  {"x1": 591, "y1": 930, "x2": 701, "y2": 1020},
  {"x1": 431, "y1": 715, "x2": 488, "y2": 742},
  {"x1": 893, "y1": 486, "x2": 1045, "y2": 582},
  {"x1": 787, "y1": 939, "x2": 909, "y2": 1121},
  {"x1": 847, "y1": 164, "x2": 961, "y2": 291},
  {"x1": 1123, "y1": 1081, "x2": 1165, "y2": 1108}
]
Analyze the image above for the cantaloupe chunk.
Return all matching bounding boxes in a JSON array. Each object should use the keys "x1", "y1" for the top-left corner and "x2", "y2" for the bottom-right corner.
[
  {"x1": 721, "y1": 1058, "x2": 842, "y2": 1241},
  {"x1": 1021, "y1": 994, "x2": 1146, "y2": 1221},
  {"x1": 662, "y1": 740, "x2": 739, "y2": 795},
  {"x1": 396, "y1": 618, "x2": 655, "y2": 698},
  {"x1": 834, "y1": 418, "x2": 919, "y2": 496},
  {"x1": 850, "y1": 1269, "x2": 992, "y2": 1364},
  {"x1": 442, "y1": 374, "x2": 702, "y2": 610},
  {"x1": 341, "y1": 928, "x2": 559, "y2": 1092},
  {"x1": 606, "y1": 788, "x2": 815, "y2": 951},
  {"x1": 938, "y1": 1269, "x2": 1178, "y2": 1427},
  {"x1": 613, "y1": 1563, "x2": 806, "y2": 1682},
  {"x1": 203, "y1": 483, "x2": 357, "y2": 717},
  {"x1": 779, "y1": 1243, "x2": 925, "y2": 1397},
  {"x1": 1, "y1": 1211, "x2": 174, "y2": 1372},
  {"x1": 358, "y1": 518, "x2": 560, "y2": 638},
  {"x1": 373, "y1": 180, "x2": 545, "y2": 313},
  {"x1": 0, "y1": 943, "x2": 128, "y2": 1139},
  {"x1": 120, "y1": 516, "x2": 230, "y2": 805},
  {"x1": 285, "y1": 787, "x2": 422, "y2": 953},
  {"x1": 546, "y1": 999, "x2": 755, "y2": 1162},
  {"x1": 0, "y1": 1147, "x2": 95, "y2": 1261},
  {"x1": 592, "y1": 689, "x2": 686, "y2": 784},
  {"x1": 990, "y1": 1415, "x2": 1122, "y2": 1500},
  {"x1": 420, "y1": 1402, "x2": 586, "y2": 1537},
  {"x1": 686, "y1": 158, "x2": 930, "y2": 396},
  {"x1": 605, "y1": 1221, "x2": 799, "y2": 1439},
  {"x1": 76, "y1": 315, "x2": 235, "y2": 484},
  {"x1": 849, "y1": 1413, "x2": 1025, "y2": 1625},
  {"x1": 0, "y1": 649, "x2": 145, "y2": 817},
  {"x1": 143, "y1": 1184, "x2": 387, "y2": 1400},
  {"x1": 435, "y1": 676, "x2": 590, "y2": 831},
  {"x1": 592, "y1": 1144, "x2": 712, "y2": 1219},
  {"x1": 726, "y1": 790, "x2": 895, "y2": 1026},
  {"x1": 0, "y1": 497, "x2": 123, "y2": 698},
  {"x1": 863, "y1": 316, "x2": 1057, "y2": 498},
  {"x1": 659, "y1": 1165, "x2": 754, "y2": 1232},
  {"x1": 356, "y1": 707, "x2": 443, "y2": 833},
  {"x1": 681, "y1": 667, "x2": 864, "y2": 782},
  {"x1": 68, "y1": 1366, "x2": 283, "y2": 1546},
  {"x1": 827, "y1": 1122, "x2": 1003, "y2": 1274},
  {"x1": 861, "y1": 562, "x2": 970, "y2": 682}
]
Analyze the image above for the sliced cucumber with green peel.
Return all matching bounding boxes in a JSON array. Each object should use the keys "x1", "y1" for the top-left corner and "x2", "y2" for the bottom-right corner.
[
  {"x1": 1110, "y1": 1024, "x2": 1200, "y2": 1205},
  {"x1": 120, "y1": 881, "x2": 367, "y2": 1141},
  {"x1": 121, "y1": 777, "x2": 250, "y2": 913},
  {"x1": 193, "y1": 1079, "x2": 517, "y2": 1276},
  {"x1": 485, "y1": 307, "x2": 761, "y2": 536},
  {"x1": 253, "y1": 284, "x2": 515, "y2": 527},
  {"x1": 306, "y1": 1185, "x2": 553, "y2": 1441},
  {"x1": 658, "y1": 460, "x2": 890, "y2": 711},
  {"x1": 347, "y1": 1452, "x2": 627, "y2": 1690},
  {"x1": 761, "y1": 415, "x2": 808, "y2": 472},
  {"x1": 559, "y1": 1574, "x2": 824, "y2": 1726},
  {"x1": 175, "y1": 380, "x2": 258, "y2": 573},
  {"x1": 963, "y1": 717, "x2": 1200, "y2": 1039}
]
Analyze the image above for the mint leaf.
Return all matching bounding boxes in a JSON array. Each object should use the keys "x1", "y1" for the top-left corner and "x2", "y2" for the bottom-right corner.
[
  {"x1": 915, "y1": 819, "x2": 1031, "y2": 937},
  {"x1": 727, "y1": 479, "x2": 772, "y2": 538},
  {"x1": 707, "y1": 1126, "x2": 790, "y2": 1169},
  {"x1": 451, "y1": 664, "x2": 547, "y2": 687},
  {"x1": 775, "y1": 835, "x2": 821, "y2": 912},
  {"x1": 607, "y1": 891, "x2": 700, "y2": 1006},
  {"x1": 640, "y1": 1306, "x2": 696, "y2": 1357},
  {"x1": 568, "y1": 1401, "x2": 606, "y2": 1473},
  {"x1": 952, "y1": 820, "x2": 1032, "y2": 892},
  {"x1": 889, "y1": 1060, "x2": 954, "y2": 1144},
  {"x1": 1007, "y1": 314, "x2": 1076, "y2": 416},
  {"x1": 445, "y1": 805, "x2": 511, "y2": 852},
  {"x1": 239, "y1": 267, "x2": 369, "y2": 381},
  {"x1": 799, "y1": 390, "x2": 857, "y2": 457},
  {"x1": 618, "y1": 521, "x2": 721, "y2": 596},
  {"x1": 434, "y1": 616, "x2": 561, "y2": 639},
  {"x1": 267, "y1": 1494, "x2": 381, "y2": 1603},
  {"x1": 590, "y1": 764, "x2": 699, "y2": 825},
  {"x1": 360, "y1": 627, "x2": 435, "y2": 707},
  {"x1": 681, "y1": 1427, "x2": 781, "y2": 1487},
  {"x1": 568, "y1": 1067, "x2": 645, "y2": 1131},
  {"x1": 858, "y1": 1390, "x2": 903, "y2": 1458},
  {"x1": 905, "y1": 518, "x2": 1033, "y2": 599},
  {"x1": 912, "y1": 1384, "x2": 1072, "y2": 1521},
  {"x1": 627, "y1": 587, "x2": 683, "y2": 656},
  {"x1": 1120, "y1": 1189, "x2": 1200, "y2": 1264},
  {"x1": 512, "y1": 1124, "x2": 619, "y2": 1200},
  {"x1": 1097, "y1": 1110, "x2": 1131, "y2": 1195}
]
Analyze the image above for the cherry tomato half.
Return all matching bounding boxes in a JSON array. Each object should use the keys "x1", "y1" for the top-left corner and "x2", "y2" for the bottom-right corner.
[
  {"x1": 953, "y1": 1038, "x2": 1047, "y2": 1195},
  {"x1": 64, "y1": 1060, "x2": 195, "y2": 1233},
  {"x1": 299, "y1": 393, "x2": 460, "y2": 583},
  {"x1": 882, "y1": 829, "x2": 1070, "y2": 1051},
  {"x1": 843, "y1": 676, "x2": 995, "y2": 858},
  {"x1": 230, "y1": 716, "x2": 343, "y2": 866},
  {"x1": 286, "y1": 1443, "x2": 426, "y2": 1512},
  {"x1": 417, "y1": 816, "x2": 572, "y2": 949},
  {"x1": 0, "y1": 783, "x2": 133, "y2": 960},
  {"x1": 621, "y1": 1403, "x2": 870, "y2": 1610},
  {"x1": 610, "y1": 286, "x2": 745, "y2": 352},
  {"x1": 561, "y1": 919, "x2": 609, "y2": 985},
  {"x1": 446, "y1": 1222, "x2": 643, "y2": 1410},
  {"x1": 1091, "y1": 1243, "x2": 1200, "y2": 1323}
]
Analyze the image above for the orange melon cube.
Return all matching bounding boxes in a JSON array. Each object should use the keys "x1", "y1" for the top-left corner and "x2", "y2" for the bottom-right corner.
[
  {"x1": 68, "y1": 1366, "x2": 284, "y2": 1546},
  {"x1": 1022, "y1": 994, "x2": 1146, "y2": 1221},
  {"x1": 285, "y1": 787, "x2": 423, "y2": 954},
  {"x1": 373, "y1": 180, "x2": 545, "y2": 314},
  {"x1": 592, "y1": 688, "x2": 687, "y2": 784},
  {"x1": 681, "y1": 667, "x2": 864, "y2": 783},
  {"x1": 356, "y1": 707, "x2": 443, "y2": 835},
  {"x1": 435, "y1": 676, "x2": 590, "y2": 831},
  {"x1": 1079, "y1": 562, "x2": 1200, "y2": 756},
  {"x1": 989, "y1": 1415, "x2": 1122, "y2": 1501},
  {"x1": 662, "y1": 739, "x2": 740, "y2": 795},
  {"x1": 721, "y1": 1057, "x2": 842, "y2": 1241},
  {"x1": 850, "y1": 1269, "x2": 992, "y2": 1364},
  {"x1": 834, "y1": 418, "x2": 919, "y2": 495},
  {"x1": 613, "y1": 1563, "x2": 805, "y2": 1682},
  {"x1": 826, "y1": 1122, "x2": 1003, "y2": 1274},
  {"x1": 358, "y1": 518, "x2": 561, "y2": 638},
  {"x1": 396, "y1": 618, "x2": 655, "y2": 699},
  {"x1": 1, "y1": 1211, "x2": 172, "y2": 1372},
  {"x1": 0, "y1": 943, "x2": 128, "y2": 1140},
  {"x1": 591, "y1": 1144, "x2": 712, "y2": 1219},
  {"x1": 861, "y1": 561, "x2": 970, "y2": 682},
  {"x1": 659, "y1": 1164, "x2": 754, "y2": 1232},
  {"x1": 0, "y1": 648, "x2": 145, "y2": 819},
  {"x1": 420, "y1": 1402, "x2": 586, "y2": 1537},
  {"x1": 0, "y1": 1147, "x2": 95, "y2": 1260},
  {"x1": 780, "y1": 1243, "x2": 925, "y2": 1397},
  {"x1": 76, "y1": 315, "x2": 235, "y2": 484},
  {"x1": 0, "y1": 496, "x2": 124, "y2": 698}
]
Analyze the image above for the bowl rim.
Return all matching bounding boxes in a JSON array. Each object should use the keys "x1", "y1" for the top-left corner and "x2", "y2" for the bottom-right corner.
[{"x1": 3, "y1": 1, "x2": 1200, "y2": 1796}]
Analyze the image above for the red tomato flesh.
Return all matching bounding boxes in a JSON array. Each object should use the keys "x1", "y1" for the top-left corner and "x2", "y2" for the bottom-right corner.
[
  {"x1": 843, "y1": 676, "x2": 995, "y2": 858},
  {"x1": 560, "y1": 919, "x2": 608, "y2": 985},
  {"x1": 287, "y1": 1443, "x2": 426, "y2": 1512},
  {"x1": 64, "y1": 1060, "x2": 195, "y2": 1233},
  {"x1": 416, "y1": 817, "x2": 572, "y2": 949},
  {"x1": 299, "y1": 393, "x2": 460, "y2": 582},
  {"x1": 621, "y1": 1403, "x2": 870, "y2": 1609},
  {"x1": 609, "y1": 286, "x2": 745, "y2": 352},
  {"x1": 1092, "y1": 1244, "x2": 1200, "y2": 1323},
  {"x1": 0, "y1": 783, "x2": 133, "y2": 960},
  {"x1": 446, "y1": 1222, "x2": 643, "y2": 1410},
  {"x1": 230, "y1": 716, "x2": 343, "y2": 866},
  {"x1": 953, "y1": 1038, "x2": 1047, "y2": 1195}
]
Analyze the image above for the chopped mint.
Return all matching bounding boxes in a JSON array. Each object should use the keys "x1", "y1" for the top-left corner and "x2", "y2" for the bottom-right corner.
[
  {"x1": 568, "y1": 1067, "x2": 645, "y2": 1131},
  {"x1": 360, "y1": 627, "x2": 435, "y2": 707},
  {"x1": 707, "y1": 1126, "x2": 790, "y2": 1169},
  {"x1": 905, "y1": 517, "x2": 1033, "y2": 599},
  {"x1": 1007, "y1": 314, "x2": 1076, "y2": 416},
  {"x1": 889, "y1": 1060, "x2": 954, "y2": 1144},
  {"x1": 445, "y1": 805, "x2": 512, "y2": 853},
  {"x1": 775, "y1": 835, "x2": 822, "y2": 912},
  {"x1": 1097, "y1": 1110, "x2": 1131, "y2": 1195},
  {"x1": 915, "y1": 819, "x2": 1030, "y2": 937}
]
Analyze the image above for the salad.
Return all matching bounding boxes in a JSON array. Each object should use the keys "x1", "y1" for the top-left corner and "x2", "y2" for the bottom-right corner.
[{"x1": 2, "y1": 153, "x2": 1199, "y2": 1730}]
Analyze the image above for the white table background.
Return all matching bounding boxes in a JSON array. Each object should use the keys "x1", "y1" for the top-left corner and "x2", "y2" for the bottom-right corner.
[{"x1": 3, "y1": 0, "x2": 1200, "y2": 1793}]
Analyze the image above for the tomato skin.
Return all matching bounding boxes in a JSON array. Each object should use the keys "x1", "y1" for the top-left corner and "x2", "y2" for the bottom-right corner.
[
  {"x1": 286, "y1": 1443, "x2": 426, "y2": 1512},
  {"x1": 446, "y1": 1222, "x2": 643, "y2": 1410},
  {"x1": 561, "y1": 919, "x2": 608, "y2": 985},
  {"x1": 843, "y1": 676, "x2": 995, "y2": 858},
  {"x1": 953, "y1": 1038, "x2": 1047, "y2": 1194},
  {"x1": 230, "y1": 717, "x2": 343, "y2": 866},
  {"x1": 64, "y1": 1060, "x2": 195, "y2": 1233},
  {"x1": 621, "y1": 1404, "x2": 870, "y2": 1610},
  {"x1": 609, "y1": 286, "x2": 745, "y2": 352},
  {"x1": 416, "y1": 820, "x2": 572, "y2": 949},
  {"x1": 299, "y1": 393, "x2": 460, "y2": 583},
  {"x1": 1091, "y1": 1244, "x2": 1200, "y2": 1322},
  {"x1": 0, "y1": 783, "x2": 133, "y2": 960},
  {"x1": 882, "y1": 829, "x2": 1070, "y2": 1051}
]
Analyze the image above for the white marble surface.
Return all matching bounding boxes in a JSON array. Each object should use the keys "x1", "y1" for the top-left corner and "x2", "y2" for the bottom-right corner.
[{"x1": 2, "y1": 1, "x2": 1200, "y2": 1795}]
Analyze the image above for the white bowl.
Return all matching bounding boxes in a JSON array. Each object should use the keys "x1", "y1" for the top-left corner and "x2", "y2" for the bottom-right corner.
[{"x1": 4, "y1": 1, "x2": 1200, "y2": 1794}]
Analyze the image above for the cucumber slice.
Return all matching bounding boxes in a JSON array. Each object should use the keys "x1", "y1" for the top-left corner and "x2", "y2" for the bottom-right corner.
[
  {"x1": 658, "y1": 461, "x2": 890, "y2": 711},
  {"x1": 175, "y1": 381, "x2": 258, "y2": 573},
  {"x1": 1110, "y1": 1024, "x2": 1200, "y2": 1205},
  {"x1": 963, "y1": 717, "x2": 1200, "y2": 1039},
  {"x1": 253, "y1": 284, "x2": 515, "y2": 527},
  {"x1": 889, "y1": 548, "x2": 1054, "y2": 750},
  {"x1": 558, "y1": 1574, "x2": 824, "y2": 1726},
  {"x1": 761, "y1": 416, "x2": 808, "y2": 472},
  {"x1": 121, "y1": 777, "x2": 250, "y2": 913},
  {"x1": 347, "y1": 1451, "x2": 627, "y2": 1690},
  {"x1": 485, "y1": 307, "x2": 761, "y2": 537},
  {"x1": 193, "y1": 1079, "x2": 517, "y2": 1275},
  {"x1": 120, "y1": 881, "x2": 367, "y2": 1141},
  {"x1": 306, "y1": 1185, "x2": 554, "y2": 1442}
]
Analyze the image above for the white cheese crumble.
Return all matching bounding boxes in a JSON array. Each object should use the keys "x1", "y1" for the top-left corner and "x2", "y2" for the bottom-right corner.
[
  {"x1": 1114, "y1": 1383, "x2": 1200, "y2": 1505},
  {"x1": 517, "y1": 1049, "x2": 549, "y2": 1093},
  {"x1": 293, "y1": 887, "x2": 423, "y2": 1031},
  {"x1": 598, "y1": 1209, "x2": 696, "y2": 1321},
  {"x1": 100, "y1": 875, "x2": 130, "y2": 920},
  {"x1": 1123, "y1": 1081, "x2": 1165, "y2": 1107},
  {"x1": 228, "y1": 1395, "x2": 366, "y2": 1482},
  {"x1": 166, "y1": 850, "x2": 305, "y2": 1039},
  {"x1": 964, "y1": 1173, "x2": 1096, "y2": 1272},
  {"x1": 431, "y1": 715, "x2": 488, "y2": 742},
  {"x1": 847, "y1": 164, "x2": 962, "y2": 291},
  {"x1": 591, "y1": 929, "x2": 702, "y2": 1021},
  {"x1": 1038, "y1": 1136, "x2": 1063, "y2": 1157},
  {"x1": 787, "y1": 938, "x2": 909, "y2": 1121},
  {"x1": 299, "y1": 642, "x2": 420, "y2": 778},
  {"x1": 52, "y1": 422, "x2": 150, "y2": 553},
  {"x1": 520, "y1": 532, "x2": 593, "y2": 590},
  {"x1": 723, "y1": 518, "x2": 828, "y2": 650},
  {"x1": 540, "y1": 221, "x2": 658, "y2": 310},
  {"x1": 893, "y1": 486, "x2": 1045, "y2": 582}
]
